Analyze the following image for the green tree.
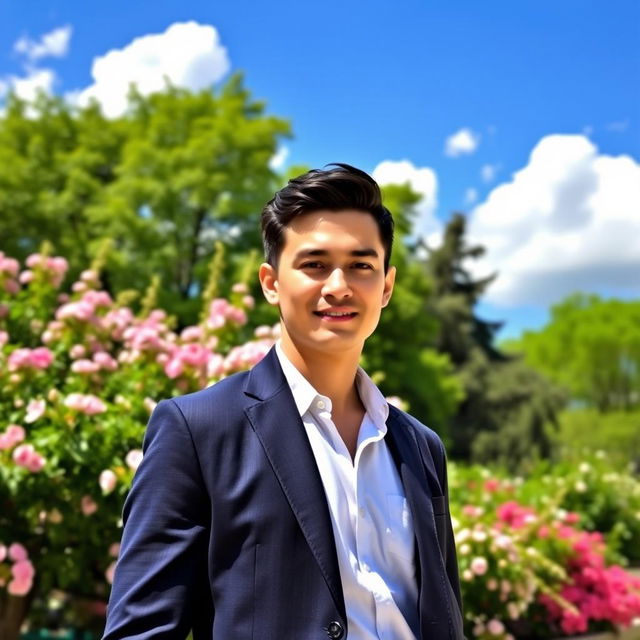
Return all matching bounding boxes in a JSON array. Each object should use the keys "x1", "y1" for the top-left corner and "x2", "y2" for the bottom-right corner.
[
  {"x1": 363, "y1": 185, "x2": 463, "y2": 439},
  {"x1": 423, "y1": 214, "x2": 565, "y2": 466},
  {"x1": 0, "y1": 76, "x2": 290, "y2": 324},
  {"x1": 508, "y1": 294, "x2": 640, "y2": 412}
]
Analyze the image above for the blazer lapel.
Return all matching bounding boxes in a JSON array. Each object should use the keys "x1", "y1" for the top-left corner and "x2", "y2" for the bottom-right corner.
[
  {"x1": 386, "y1": 411, "x2": 455, "y2": 639},
  {"x1": 243, "y1": 348, "x2": 346, "y2": 620}
]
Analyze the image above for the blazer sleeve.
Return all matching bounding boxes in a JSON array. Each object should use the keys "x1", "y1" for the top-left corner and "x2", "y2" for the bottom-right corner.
[
  {"x1": 435, "y1": 437, "x2": 464, "y2": 621},
  {"x1": 102, "y1": 399, "x2": 212, "y2": 640}
]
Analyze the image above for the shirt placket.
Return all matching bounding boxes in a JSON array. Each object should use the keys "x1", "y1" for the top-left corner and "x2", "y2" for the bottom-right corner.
[{"x1": 354, "y1": 434, "x2": 397, "y2": 639}]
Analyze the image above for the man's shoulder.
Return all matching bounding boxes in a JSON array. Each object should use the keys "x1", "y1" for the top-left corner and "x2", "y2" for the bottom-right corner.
[
  {"x1": 161, "y1": 369, "x2": 252, "y2": 422},
  {"x1": 388, "y1": 404, "x2": 446, "y2": 455}
]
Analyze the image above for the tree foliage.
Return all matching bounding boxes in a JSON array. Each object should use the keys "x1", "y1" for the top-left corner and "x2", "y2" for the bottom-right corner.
[
  {"x1": 363, "y1": 185, "x2": 463, "y2": 437},
  {"x1": 507, "y1": 294, "x2": 640, "y2": 413},
  {"x1": 0, "y1": 77, "x2": 290, "y2": 324},
  {"x1": 423, "y1": 214, "x2": 565, "y2": 466}
]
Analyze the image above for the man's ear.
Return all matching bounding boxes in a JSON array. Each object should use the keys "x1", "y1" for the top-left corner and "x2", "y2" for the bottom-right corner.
[
  {"x1": 381, "y1": 265, "x2": 396, "y2": 308},
  {"x1": 258, "y1": 262, "x2": 279, "y2": 306}
]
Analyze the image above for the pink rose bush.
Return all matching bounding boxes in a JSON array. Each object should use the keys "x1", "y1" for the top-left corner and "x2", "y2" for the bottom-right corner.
[
  {"x1": 450, "y1": 460, "x2": 640, "y2": 638},
  {"x1": 0, "y1": 543, "x2": 35, "y2": 596},
  {"x1": 0, "y1": 250, "x2": 277, "y2": 629}
]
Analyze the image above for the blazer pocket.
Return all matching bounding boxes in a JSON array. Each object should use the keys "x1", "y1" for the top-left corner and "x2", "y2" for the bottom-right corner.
[{"x1": 431, "y1": 494, "x2": 446, "y2": 516}]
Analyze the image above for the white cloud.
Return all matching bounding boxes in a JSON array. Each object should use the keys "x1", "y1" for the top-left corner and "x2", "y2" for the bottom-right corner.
[
  {"x1": 466, "y1": 134, "x2": 640, "y2": 307},
  {"x1": 372, "y1": 159, "x2": 441, "y2": 244},
  {"x1": 464, "y1": 188, "x2": 478, "y2": 205},
  {"x1": 14, "y1": 25, "x2": 72, "y2": 61},
  {"x1": 73, "y1": 21, "x2": 230, "y2": 118},
  {"x1": 7, "y1": 68, "x2": 56, "y2": 102},
  {"x1": 269, "y1": 146, "x2": 289, "y2": 170},
  {"x1": 481, "y1": 163, "x2": 499, "y2": 183},
  {"x1": 444, "y1": 127, "x2": 480, "y2": 157}
]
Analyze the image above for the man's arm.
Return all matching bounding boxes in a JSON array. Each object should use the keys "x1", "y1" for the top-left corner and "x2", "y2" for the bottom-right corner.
[
  {"x1": 436, "y1": 438, "x2": 463, "y2": 618},
  {"x1": 102, "y1": 399, "x2": 212, "y2": 640}
]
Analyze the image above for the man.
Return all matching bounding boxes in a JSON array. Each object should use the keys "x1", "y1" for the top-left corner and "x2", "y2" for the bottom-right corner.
[{"x1": 103, "y1": 164, "x2": 464, "y2": 639}]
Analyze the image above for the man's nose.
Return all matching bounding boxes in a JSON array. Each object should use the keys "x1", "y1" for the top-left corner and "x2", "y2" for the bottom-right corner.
[{"x1": 322, "y1": 268, "x2": 352, "y2": 299}]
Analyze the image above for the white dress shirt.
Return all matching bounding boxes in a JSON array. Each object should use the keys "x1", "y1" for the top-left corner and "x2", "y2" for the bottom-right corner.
[{"x1": 275, "y1": 343, "x2": 419, "y2": 640}]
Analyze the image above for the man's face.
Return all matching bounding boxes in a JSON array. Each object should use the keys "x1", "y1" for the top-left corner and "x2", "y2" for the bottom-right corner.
[{"x1": 259, "y1": 209, "x2": 395, "y2": 359}]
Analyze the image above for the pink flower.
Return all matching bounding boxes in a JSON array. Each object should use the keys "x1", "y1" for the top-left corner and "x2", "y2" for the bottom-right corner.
[
  {"x1": 26, "y1": 453, "x2": 46, "y2": 472},
  {"x1": 179, "y1": 343, "x2": 210, "y2": 368},
  {"x1": 231, "y1": 283, "x2": 248, "y2": 294},
  {"x1": 105, "y1": 561, "x2": 116, "y2": 584},
  {"x1": 8, "y1": 543, "x2": 28, "y2": 562},
  {"x1": 470, "y1": 556, "x2": 489, "y2": 576},
  {"x1": 71, "y1": 359, "x2": 100, "y2": 374},
  {"x1": 93, "y1": 351, "x2": 118, "y2": 371},
  {"x1": 487, "y1": 619, "x2": 505, "y2": 635},
  {"x1": 29, "y1": 347, "x2": 54, "y2": 369},
  {"x1": 12, "y1": 444, "x2": 46, "y2": 472},
  {"x1": 70, "y1": 344, "x2": 87, "y2": 359},
  {"x1": 496, "y1": 501, "x2": 536, "y2": 529},
  {"x1": 8, "y1": 347, "x2": 54, "y2": 371},
  {"x1": 12, "y1": 558, "x2": 35, "y2": 582},
  {"x1": 109, "y1": 542, "x2": 120, "y2": 558},
  {"x1": 64, "y1": 393, "x2": 107, "y2": 415},
  {"x1": 25, "y1": 399, "x2": 46, "y2": 423},
  {"x1": 164, "y1": 358, "x2": 184, "y2": 379},
  {"x1": 81, "y1": 495, "x2": 98, "y2": 516},
  {"x1": 254, "y1": 325, "x2": 272, "y2": 339},
  {"x1": 462, "y1": 504, "x2": 482, "y2": 518},
  {"x1": 0, "y1": 544, "x2": 6, "y2": 562},
  {"x1": 82, "y1": 290, "x2": 113, "y2": 308},
  {"x1": 0, "y1": 254, "x2": 19, "y2": 276},
  {"x1": 19, "y1": 270, "x2": 34, "y2": 284},
  {"x1": 25, "y1": 254, "x2": 42, "y2": 268},
  {"x1": 0, "y1": 330, "x2": 8, "y2": 347},
  {"x1": 207, "y1": 353, "x2": 225, "y2": 379},
  {"x1": 3, "y1": 278, "x2": 20, "y2": 294},
  {"x1": 0, "y1": 424, "x2": 25, "y2": 450},
  {"x1": 56, "y1": 300, "x2": 95, "y2": 322},
  {"x1": 180, "y1": 326, "x2": 202, "y2": 342},
  {"x1": 13, "y1": 444, "x2": 35, "y2": 466},
  {"x1": 99, "y1": 469, "x2": 117, "y2": 494},
  {"x1": 125, "y1": 449, "x2": 143, "y2": 471}
]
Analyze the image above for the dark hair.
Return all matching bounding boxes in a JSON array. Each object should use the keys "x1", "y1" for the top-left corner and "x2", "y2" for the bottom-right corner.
[{"x1": 261, "y1": 163, "x2": 394, "y2": 271}]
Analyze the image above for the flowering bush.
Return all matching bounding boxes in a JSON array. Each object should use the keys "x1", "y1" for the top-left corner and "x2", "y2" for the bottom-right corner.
[
  {"x1": 450, "y1": 464, "x2": 640, "y2": 638},
  {"x1": 0, "y1": 249, "x2": 277, "y2": 634}
]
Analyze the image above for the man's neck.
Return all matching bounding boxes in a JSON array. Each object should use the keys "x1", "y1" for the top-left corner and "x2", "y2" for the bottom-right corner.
[{"x1": 279, "y1": 335, "x2": 363, "y2": 417}]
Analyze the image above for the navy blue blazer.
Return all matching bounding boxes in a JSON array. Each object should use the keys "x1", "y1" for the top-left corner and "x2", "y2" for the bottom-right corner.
[{"x1": 103, "y1": 347, "x2": 464, "y2": 640}]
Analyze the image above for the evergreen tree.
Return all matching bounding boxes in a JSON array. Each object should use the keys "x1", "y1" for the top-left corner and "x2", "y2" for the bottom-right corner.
[{"x1": 423, "y1": 214, "x2": 565, "y2": 466}]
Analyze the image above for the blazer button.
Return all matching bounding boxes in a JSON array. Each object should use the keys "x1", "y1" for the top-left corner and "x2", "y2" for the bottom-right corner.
[{"x1": 326, "y1": 621, "x2": 344, "y2": 639}]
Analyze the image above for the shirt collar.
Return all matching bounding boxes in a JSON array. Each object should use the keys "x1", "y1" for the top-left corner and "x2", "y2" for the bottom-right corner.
[{"x1": 274, "y1": 341, "x2": 389, "y2": 433}]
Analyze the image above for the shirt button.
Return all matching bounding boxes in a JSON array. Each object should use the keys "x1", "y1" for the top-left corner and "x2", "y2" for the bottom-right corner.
[
  {"x1": 316, "y1": 400, "x2": 325, "y2": 409},
  {"x1": 359, "y1": 507, "x2": 366, "y2": 518}
]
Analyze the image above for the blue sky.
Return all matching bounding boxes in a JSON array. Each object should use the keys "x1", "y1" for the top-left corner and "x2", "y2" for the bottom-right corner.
[{"x1": 2, "y1": 1, "x2": 639, "y2": 337}]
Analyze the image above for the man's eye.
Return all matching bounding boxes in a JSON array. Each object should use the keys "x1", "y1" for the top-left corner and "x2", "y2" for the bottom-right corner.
[
  {"x1": 302, "y1": 262, "x2": 324, "y2": 269},
  {"x1": 353, "y1": 263, "x2": 373, "y2": 270}
]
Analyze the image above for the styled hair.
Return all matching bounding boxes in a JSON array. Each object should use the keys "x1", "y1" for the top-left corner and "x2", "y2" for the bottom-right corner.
[{"x1": 261, "y1": 163, "x2": 394, "y2": 271}]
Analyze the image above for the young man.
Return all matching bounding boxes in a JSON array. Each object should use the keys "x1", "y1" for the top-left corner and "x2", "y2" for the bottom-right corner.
[{"x1": 103, "y1": 164, "x2": 463, "y2": 640}]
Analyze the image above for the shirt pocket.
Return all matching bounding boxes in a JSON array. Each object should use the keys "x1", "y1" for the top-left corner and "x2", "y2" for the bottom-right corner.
[{"x1": 385, "y1": 494, "x2": 415, "y2": 563}]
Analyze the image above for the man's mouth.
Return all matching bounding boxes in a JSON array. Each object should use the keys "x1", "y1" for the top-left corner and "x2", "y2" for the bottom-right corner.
[{"x1": 313, "y1": 311, "x2": 358, "y2": 319}]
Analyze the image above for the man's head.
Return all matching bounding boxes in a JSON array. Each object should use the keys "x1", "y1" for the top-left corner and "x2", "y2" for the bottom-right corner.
[
  {"x1": 258, "y1": 164, "x2": 396, "y2": 360},
  {"x1": 261, "y1": 163, "x2": 394, "y2": 273}
]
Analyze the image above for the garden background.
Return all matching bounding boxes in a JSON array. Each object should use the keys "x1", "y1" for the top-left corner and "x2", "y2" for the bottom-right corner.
[{"x1": 1, "y1": 3, "x2": 639, "y2": 639}]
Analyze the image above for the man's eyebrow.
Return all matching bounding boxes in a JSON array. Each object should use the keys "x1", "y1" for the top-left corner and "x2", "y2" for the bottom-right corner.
[{"x1": 294, "y1": 248, "x2": 380, "y2": 259}]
